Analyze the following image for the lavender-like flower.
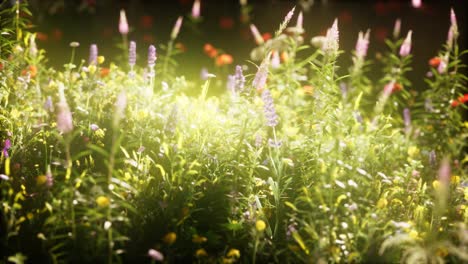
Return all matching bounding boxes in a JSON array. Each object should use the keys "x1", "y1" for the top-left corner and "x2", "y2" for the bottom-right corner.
[
  {"x1": 148, "y1": 45, "x2": 157, "y2": 68},
  {"x1": 2, "y1": 139, "x2": 11, "y2": 157},
  {"x1": 438, "y1": 55, "x2": 448, "y2": 74},
  {"x1": 355, "y1": 30, "x2": 370, "y2": 60},
  {"x1": 191, "y1": 0, "x2": 201, "y2": 19},
  {"x1": 393, "y1": 18, "x2": 401, "y2": 39},
  {"x1": 129, "y1": 41, "x2": 136, "y2": 67},
  {"x1": 44, "y1": 96, "x2": 54, "y2": 113},
  {"x1": 89, "y1": 44, "x2": 98, "y2": 65},
  {"x1": 170, "y1": 16, "x2": 183, "y2": 40},
  {"x1": 429, "y1": 150, "x2": 437, "y2": 167},
  {"x1": 250, "y1": 24, "x2": 264, "y2": 45},
  {"x1": 271, "y1": 51, "x2": 280, "y2": 69},
  {"x1": 119, "y1": 9, "x2": 129, "y2": 35},
  {"x1": 234, "y1": 65, "x2": 245, "y2": 92},
  {"x1": 253, "y1": 56, "x2": 270, "y2": 91},
  {"x1": 399, "y1": 30, "x2": 412, "y2": 57},
  {"x1": 261, "y1": 89, "x2": 279, "y2": 127},
  {"x1": 403, "y1": 108, "x2": 411, "y2": 134},
  {"x1": 447, "y1": 8, "x2": 458, "y2": 51},
  {"x1": 324, "y1": 19, "x2": 339, "y2": 55},
  {"x1": 56, "y1": 98, "x2": 73, "y2": 134}
]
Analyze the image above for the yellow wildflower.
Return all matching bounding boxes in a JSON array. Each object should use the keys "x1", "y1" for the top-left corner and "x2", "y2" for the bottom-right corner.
[
  {"x1": 195, "y1": 248, "x2": 208, "y2": 258},
  {"x1": 163, "y1": 232, "x2": 177, "y2": 245},
  {"x1": 377, "y1": 198, "x2": 388, "y2": 209},
  {"x1": 451, "y1": 175, "x2": 460, "y2": 185},
  {"x1": 255, "y1": 220, "x2": 266, "y2": 232},
  {"x1": 88, "y1": 65, "x2": 96, "y2": 74},
  {"x1": 96, "y1": 196, "x2": 110, "y2": 208},
  {"x1": 226, "y1": 248, "x2": 240, "y2": 258},
  {"x1": 97, "y1": 56, "x2": 105, "y2": 64},
  {"x1": 433, "y1": 180, "x2": 441, "y2": 190},
  {"x1": 408, "y1": 230, "x2": 418, "y2": 239},
  {"x1": 37, "y1": 175, "x2": 48, "y2": 185},
  {"x1": 192, "y1": 234, "x2": 207, "y2": 244}
]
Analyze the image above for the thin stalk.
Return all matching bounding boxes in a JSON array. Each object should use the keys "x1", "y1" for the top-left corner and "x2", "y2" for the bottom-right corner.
[{"x1": 162, "y1": 40, "x2": 174, "y2": 79}]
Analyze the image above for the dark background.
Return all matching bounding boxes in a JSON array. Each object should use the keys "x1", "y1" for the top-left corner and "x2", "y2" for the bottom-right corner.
[{"x1": 15, "y1": 0, "x2": 468, "y2": 84}]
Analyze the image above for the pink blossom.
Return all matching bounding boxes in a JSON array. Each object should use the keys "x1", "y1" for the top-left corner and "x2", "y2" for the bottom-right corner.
[
  {"x1": 411, "y1": 0, "x2": 422, "y2": 8},
  {"x1": 191, "y1": 0, "x2": 201, "y2": 19},
  {"x1": 399, "y1": 30, "x2": 412, "y2": 57},
  {"x1": 393, "y1": 18, "x2": 401, "y2": 39},
  {"x1": 250, "y1": 24, "x2": 264, "y2": 45},
  {"x1": 324, "y1": 19, "x2": 339, "y2": 54},
  {"x1": 119, "y1": 9, "x2": 129, "y2": 35},
  {"x1": 355, "y1": 30, "x2": 370, "y2": 59},
  {"x1": 170, "y1": 16, "x2": 183, "y2": 40}
]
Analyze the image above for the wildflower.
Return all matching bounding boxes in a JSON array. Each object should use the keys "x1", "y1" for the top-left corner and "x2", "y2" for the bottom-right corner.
[
  {"x1": 170, "y1": 16, "x2": 183, "y2": 40},
  {"x1": 163, "y1": 232, "x2": 177, "y2": 245},
  {"x1": 192, "y1": 234, "x2": 208, "y2": 243},
  {"x1": 399, "y1": 30, "x2": 412, "y2": 57},
  {"x1": 90, "y1": 124, "x2": 99, "y2": 131},
  {"x1": 195, "y1": 248, "x2": 208, "y2": 258},
  {"x1": 29, "y1": 34, "x2": 37, "y2": 58},
  {"x1": 271, "y1": 50, "x2": 280, "y2": 69},
  {"x1": 69, "y1": 42, "x2": 80, "y2": 48},
  {"x1": 226, "y1": 248, "x2": 240, "y2": 258},
  {"x1": 128, "y1": 41, "x2": 136, "y2": 67},
  {"x1": 438, "y1": 158, "x2": 451, "y2": 185},
  {"x1": 191, "y1": 0, "x2": 201, "y2": 19},
  {"x1": 44, "y1": 96, "x2": 54, "y2": 112},
  {"x1": 408, "y1": 230, "x2": 419, "y2": 239},
  {"x1": 147, "y1": 45, "x2": 157, "y2": 68},
  {"x1": 393, "y1": 18, "x2": 401, "y2": 39},
  {"x1": 451, "y1": 100, "x2": 459, "y2": 107},
  {"x1": 89, "y1": 44, "x2": 98, "y2": 65},
  {"x1": 451, "y1": 175, "x2": 460, "y2": 185},
  {"x1": 2, "y1": 139, "x2": 11, "y2": 157},
  {"x1": 403, "y1": 108, "x2": 411, "y2": 131},
  {"x1": 56, "y1": 84, "x2": 73, "y2": 134},
  {"x1": 355, "y1": 30, "x2": 370, "y2": 60},
  {"x1": 262, "y1": 32, "x2": 272, "y2": 42},
  {"x1": 147, "y1": 249, "x2": 164, "y2": 262},
  {"x1": 429, "y1": 57, "x2": 441, "y2": 67},
  {"x1": 377, "y1": 197, "x2": 388, "y2": 209},
  {"x1": 204, "y1": 43, "x2": 218, "y2": 58},
  {"x1": 96, "y1": 196, "x2": 110, "y2": 208},
  {"x1": 252, "y1": 56, "x2": 270, "y2": 92},
  {"x1": 200, "y1": 67, "x2": 210, "y2": 80},
  {"x1": 411, "y1": 0, "x2": 422, "y2": 8},
  {"x1": 324, "y1": 19, "x2": 339, "y2": 55},
  {"x1": 119, "y1": 9, "x2": 129, "y2": 35},
  {"x1": 250, "y1": 24, "x2": 264, "y2": 45},
  {"x1": 215, "y1": 54, "x2": 233, "y2": 66},
  {"x1": 447, "y1": 9, "x2": 458, "y2": 50},
  {"x1": 429, "y1": 150, "x2": 437, "y2": 167},
  {"x1": 255, "y1": 220, "x2": 266, "y2": 232},
  {"x1": 21, "y1": 65, "x2": 37, "y2": 78},
  {"x1": 384, "y1": 81, "x2": 402, "y2": 95},
  {"x1": 100, "y1": 67, "x2": 110, "y2": 78},
  {"x1": 231, "y1": 65, "x2": 246, "y2": 93},
  {"x1": 262, "y1": 89, "x2": 279, "y2": 127},
  {"x1": 255, "y1": 133, "x2": 263, "y2": 147}
]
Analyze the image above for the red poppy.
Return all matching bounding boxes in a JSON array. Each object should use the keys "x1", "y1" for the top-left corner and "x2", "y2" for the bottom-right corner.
[
  {"x1": 262, "y1": 32, "x2": 272, "y2": 42},
  {"x1": 392, "y1": 83, "x2": 403, "y2": 93},
  {"x1": 100, "y1": 67, "x2": 110, "y2": 78},
  {"x1": 451, "y1": 100, "x2": 459, "y2": 107},
  {"x1": 219, "y1": 16, "x2": 234, "y2": 29},
  {"x1": 457, "y1": 94, "x2": 468, "y2": 104},
  {"x1": 140, "y1": 15, "x2": 154, "y2": 29},
  {"x1": 429, "y1": 57, "x2": 441, "y2": 67},
  {"x1": 215, "y1": 54, "x2": 233, "y2": 66},
  {"x1": 204, "y1": 43, "x2": 218, "y2": 58}
]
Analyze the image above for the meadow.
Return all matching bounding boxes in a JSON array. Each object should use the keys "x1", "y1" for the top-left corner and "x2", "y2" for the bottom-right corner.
[{"x1": 0, "y1": 1, "x2": 467, "y2": 263}]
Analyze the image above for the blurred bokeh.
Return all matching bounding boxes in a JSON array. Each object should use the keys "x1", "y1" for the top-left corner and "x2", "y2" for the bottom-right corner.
[{"x1": 15, "y1": 0, "x2": 468, "y2": 84}]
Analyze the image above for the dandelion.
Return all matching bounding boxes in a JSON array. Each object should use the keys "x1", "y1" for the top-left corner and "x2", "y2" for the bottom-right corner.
[
  {"x1": 399, "y1": 30, "x2": 412, "y2": 57},
  {"x1": 96, "y1": 196, "x2": 110, "y2": 208},
  {"x1": 393, "y1": 18, "x2": 401, "y2": 39},
  {"x1": 255, "y1": 220, "x2": 266, "y2": 232},
  {"x1": 128, "y1": 41, "x2": 136, "y2": 68},
  {"x1": 170, "y1": 16, "x2": 183, "y2": 40},
  {"x1": 355, "y1": 30, "x2": 370, "y2": 60},
  {"x1": 89, "y1": 44, "x2": 98, "y2": 65},
  {"x1": 147, "y1": 249, "x2": 164, "y2": 262},
  {"x1": 324, "y1": 19, "x2": 339, "y2": 55},
  {"x1": 262, "y1": 89, "x2": 279, "y2": 127},
  {"x1": 119, "y1": 9, "x2": 129, "y2": 35},
  {"x1": 147, "y1": 45, "x2": 157, "y2": 68},
  {"x1": 250, "y1": 24, "x2": 264, "y2": 45},
  {"x1": 191, "y1": 0, "x2": 201, "y2": 19}
]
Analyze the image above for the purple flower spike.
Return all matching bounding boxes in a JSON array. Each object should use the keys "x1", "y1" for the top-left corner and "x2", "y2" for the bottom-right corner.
[
  {"x1": 2, "y1": 139, "x2": 11, "y2": 157},
  {"x1": 399, "y1": 31, "x2": 412, "y2": 57},
  {"x1": 129, "y1": 41, "x2": 136, "y2": 67},
  {"x1": 89, "y1": 44, "x2": 98, "y2": 65},
  {"x1": 262, "y1": 89, "x2": 279, "y2": 127},
  {"x1": 148, "y1": 45, "x2": 157, "y2": 68},
  {"x1": 253, "y1": 56, "x2": 270, "y2": 91},
  {"x1": 355, "y1": 30, "x2": 370, "y2": 60},
  {"x1": 235, "y1": 65, "x2": 246, "y2": 92}
]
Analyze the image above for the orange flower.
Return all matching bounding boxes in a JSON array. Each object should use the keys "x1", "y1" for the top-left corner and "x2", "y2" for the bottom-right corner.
[
  {"x1": 175, "y1": 42, "x2": 187, "y2": 52},
  {"x1": 100, "y1": 67, "x2": 110, "y2": 78},
  {"x1": 303, "y1": 85, "x2": 314, "y2": 95},
  {"x1": 280, "y1": 51, "x2": 289, "y2": 62},
  {"x1": 429, "y1": 57, "x2": 441, "y2": 67},
  {"x1": 451, "y1": 100, "x2": 459, "y2": 107},
  {"x1": 262, "y1": 32, "x2": 272, "y2": 42},
  {"x1": 36, "y1": 32, "x2": 49, "y2": 42},
  {"x1": 204, "y1": 43, "x2": 217, "y2": 58},
  {"x1": 458, "y1": 94, "x2": 468, "y2": 104},
  {"x1": 392, "y1": 82, "x2": 403, "y2": 93},
  {"x1": 215, "y1": 54, "x2": 233, "y2": 66},
  {"x1": 21, "y1": 65, "x2": 37, "y2": 78}
]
